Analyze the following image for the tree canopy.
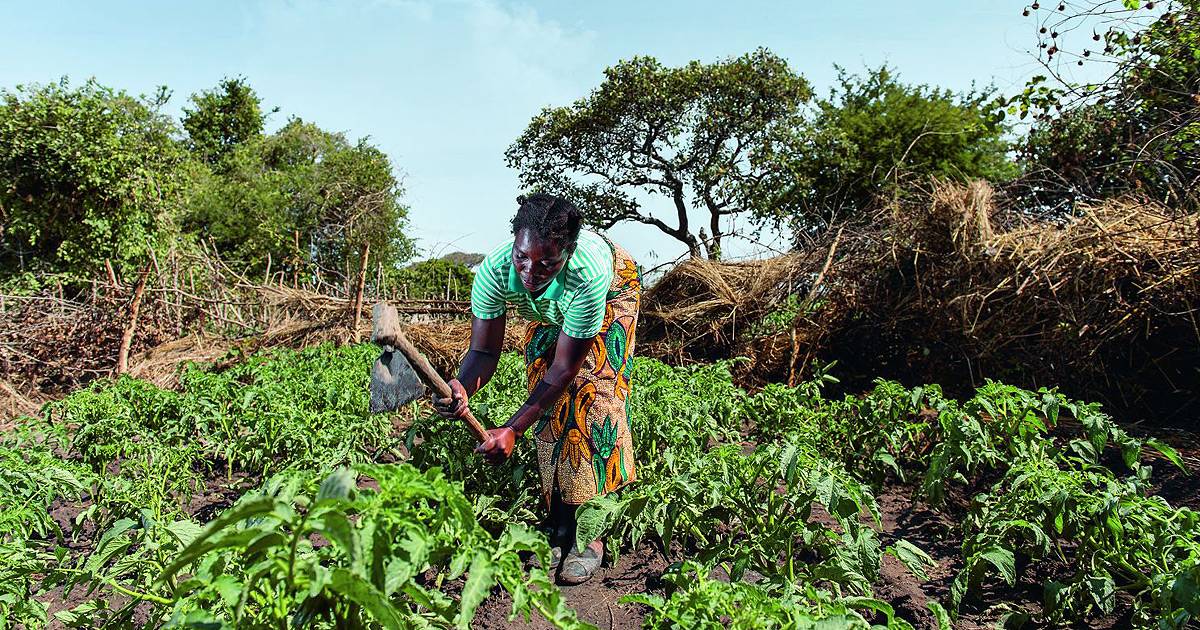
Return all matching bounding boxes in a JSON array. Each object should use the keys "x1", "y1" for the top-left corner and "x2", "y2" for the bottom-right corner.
[
  {"x1": 507, "y1": 51, "x2": 1016, "y2": 258},
  {"x1": 184, "y1": 118, "x2": 416, "y2": 281},
  {"x1": 0, "y1": 77, "x2": 416, "y2": 289},
  {"x1": 0, "y1": 79, "x2": 190, "y2": 280},
  {"x1": 791, "y1": 66, "x2": 1016, "y2": 232},
  {"x1": 507, "y1": 48, "x2": 812, "y2": 259},
  {"x1": 182, "y1": 76, "x2": 270, "y2": 168}
]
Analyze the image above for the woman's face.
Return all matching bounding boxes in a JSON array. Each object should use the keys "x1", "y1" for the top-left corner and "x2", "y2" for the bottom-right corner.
[{"x1": 512, "y1": 228, "x2": 574, "y2": 293}]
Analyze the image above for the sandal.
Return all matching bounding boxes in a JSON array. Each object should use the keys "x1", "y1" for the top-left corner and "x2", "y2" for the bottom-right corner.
[
  {"x1": 526, "y1": 526, "x2": 564, "y2": 573},
  {"x1": 558, "y1": 540, "x2": 603, "y2": 585}
]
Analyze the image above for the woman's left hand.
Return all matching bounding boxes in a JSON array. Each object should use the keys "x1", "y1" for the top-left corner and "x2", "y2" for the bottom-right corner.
[{"x1": 475, "y1": 426, "x2": 517, "y2": 465}]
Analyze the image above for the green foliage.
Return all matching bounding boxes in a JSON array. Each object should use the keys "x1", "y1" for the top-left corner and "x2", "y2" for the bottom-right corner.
[
  {"x1": 160, "y1": 465, "x2": 589, "y2": 629},
  {"x1": 0, "y1": 79, "x2": 190, "y2": 280},
  {"x1": 181, "y1": 77, "x2": 267, "y2": 167},
  {"x1": 405, "y1": 353, "x2": 542, "y2": 528},
  {"x1": 625, "y1": 358, "x2": 745, "y2": 474},
  {"x1": 184, "y1": 118, "x2": 416, "y2": 277},
  {"x1": 788, "y1": 65, "x2": 1015, "y2": 232},
  {"x1": 1013, "y1": 1, "x2": 1200, "y2": 212},
  {"x1": 953, "y1": 459, "x2": 1199, "y2": 627},
  {"x1": 43, "y1": 343, "x2": 400, "y2": 481},
  {"x1": 507, "y1": 48, "x2": 812, "y2": 259},
  {"x1": 743, "y1": 372, "x2": 938, "y2": 485},
  {"x1": 623, "y1": 561, "x2": 915, "y2": 629},
  {"x1": 920, "y1": 381, "x2": 1180, "y2": 505},
  {"x1": 3, "y1": 341, "x2": 1195, "y2": 628},
  {"x1": 578, "y1": 438, "x2": 917, "y2": 596},
  {"x1": 391, "y1": 258, "x2": 474, "y2": 300},
  {"x1": 0, "y1": 443, "x2": 94, "y2": 541}
]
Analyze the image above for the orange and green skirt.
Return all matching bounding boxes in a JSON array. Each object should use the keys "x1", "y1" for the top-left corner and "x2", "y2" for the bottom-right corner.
[{"x1": 523, "y1": 242, "x2": 641, "y2": 506}]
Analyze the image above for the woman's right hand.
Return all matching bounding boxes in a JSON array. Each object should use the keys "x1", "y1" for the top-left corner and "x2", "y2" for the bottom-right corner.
[{"x1": 432, "y1": 378, "x2": 470, "y2": 420}]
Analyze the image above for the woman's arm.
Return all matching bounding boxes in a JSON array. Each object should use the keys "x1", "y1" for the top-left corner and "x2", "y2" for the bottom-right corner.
[
  {"x1": 474, "y1": 331, "x2": 590, "y2": 464},
  {"x1": 432, "y1": 315, "x2": 506, "y2": 420},
  {"x1": 507, "y1": 332, "x2": 590, "y2": 435},
  {"x1": 457, "y1": 315, "x2": 507, "y2": 396}
]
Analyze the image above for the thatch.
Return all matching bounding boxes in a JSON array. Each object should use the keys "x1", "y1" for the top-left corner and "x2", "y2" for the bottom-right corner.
[{"x1": 641, "y1": 180, "x2": 1200, "y2": 422}]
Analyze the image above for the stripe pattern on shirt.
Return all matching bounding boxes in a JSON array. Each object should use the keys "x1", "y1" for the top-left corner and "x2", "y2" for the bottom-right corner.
[{"x1": 470, "y1": 229, "x2": 615, "y2": 338}]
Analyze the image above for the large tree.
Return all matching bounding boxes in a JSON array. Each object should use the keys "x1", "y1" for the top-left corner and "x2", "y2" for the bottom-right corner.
[
  {"x1": 0, "y1": 79, "x2": 188, "y2": 282},
  {"x1": 506, "y1": 49, "x2": 812, "y2": 259}
]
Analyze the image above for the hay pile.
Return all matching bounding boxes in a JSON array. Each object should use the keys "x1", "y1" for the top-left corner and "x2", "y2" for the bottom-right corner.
[{"x1": 642, "y1": 181, "x2": 1200, "y2": 422}]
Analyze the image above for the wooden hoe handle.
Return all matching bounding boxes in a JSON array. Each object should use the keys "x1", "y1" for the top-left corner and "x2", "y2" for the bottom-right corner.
[{"x1": 372, "y1": 303, "x2": 489, "y2": 443}]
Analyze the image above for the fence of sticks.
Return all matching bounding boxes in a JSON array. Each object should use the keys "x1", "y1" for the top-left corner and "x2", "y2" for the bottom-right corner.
[
  {"x1": 0, "y1": 242, "x2": 520, "y2": 424},
  {"x1": 4, "y1": 180, "x2": 1197, "y2": 425},
  {"x1": 640, "y1": 180, "x2": 1200, "y2": 424}
]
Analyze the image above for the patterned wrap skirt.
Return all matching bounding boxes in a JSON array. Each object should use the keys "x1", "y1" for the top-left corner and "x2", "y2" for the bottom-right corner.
[{"x1": 523, "y1": 240, "x2": 641, "y2": 506}]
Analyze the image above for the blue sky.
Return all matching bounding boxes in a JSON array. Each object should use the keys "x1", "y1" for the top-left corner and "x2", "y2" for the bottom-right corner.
[{"x1": 0, "y1": 1, "x2": 1094, "y2": 267}]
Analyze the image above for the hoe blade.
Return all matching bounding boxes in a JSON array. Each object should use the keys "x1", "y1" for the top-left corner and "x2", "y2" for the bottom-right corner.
[{"x1": 369, "y1": 347, "x2": 426, "y2": 413}]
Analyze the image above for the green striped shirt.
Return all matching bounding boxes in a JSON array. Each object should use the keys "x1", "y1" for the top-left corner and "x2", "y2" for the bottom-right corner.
[{"x1": 471, "y1": 229, "x2": 615, "y2": 339}]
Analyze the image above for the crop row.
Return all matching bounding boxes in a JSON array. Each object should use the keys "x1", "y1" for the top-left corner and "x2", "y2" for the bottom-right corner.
[{"x1": 0, "y1": 344, "x2": 1194, "y2": 628}]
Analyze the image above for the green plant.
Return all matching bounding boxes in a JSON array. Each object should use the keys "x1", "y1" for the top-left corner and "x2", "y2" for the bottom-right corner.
[
  {"x1": 952, "y1": 458, "x2": 1199, "y2": 627},
  {"x1": 623, "y1": 561, "x2": 928, "y2": 629},
  {"x1": 157, "y1": 465, "x2": 591, "y2": 629}
]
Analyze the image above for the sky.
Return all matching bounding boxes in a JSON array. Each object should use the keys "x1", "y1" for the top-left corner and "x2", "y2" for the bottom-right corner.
[{"x1": 0, "y1": 0, "x2": 1103, "y2": 268}]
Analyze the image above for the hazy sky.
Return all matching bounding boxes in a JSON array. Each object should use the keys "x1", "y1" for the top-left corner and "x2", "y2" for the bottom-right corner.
[{"x1": 1, "y1": 1, "x2": 1091, "y2": 267}]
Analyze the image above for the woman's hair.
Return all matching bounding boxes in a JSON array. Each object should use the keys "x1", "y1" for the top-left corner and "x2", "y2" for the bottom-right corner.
[{"x1": 511, "y1": 192, "x2": 582, "y2": 249}]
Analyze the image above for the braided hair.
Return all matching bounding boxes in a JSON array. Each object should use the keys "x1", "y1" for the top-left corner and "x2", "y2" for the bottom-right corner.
[{"x1": 510, "y1": 193, "x2": 582, "y2": 249}]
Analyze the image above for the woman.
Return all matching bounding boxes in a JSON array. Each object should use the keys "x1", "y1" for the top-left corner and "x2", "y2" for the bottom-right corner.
[{"x1": 432, "y1": 192, "x2": 640, "y2": 585}]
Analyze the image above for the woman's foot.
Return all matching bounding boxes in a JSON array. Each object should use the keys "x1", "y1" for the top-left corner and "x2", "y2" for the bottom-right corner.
[
  {"x1": 558, "y1": 540, "x2": 603, "y2": 585},
  {"x1": 528, "y1": 525, "x2": 564, "y2": 573}
]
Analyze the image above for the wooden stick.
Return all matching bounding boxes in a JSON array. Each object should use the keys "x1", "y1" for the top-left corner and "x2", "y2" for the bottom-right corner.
[
  {"x1": 117, "y1": 263, "x2": 152, "y2": 375},
  {"x1": 788, "y1": 227, "x2": 844, "y2": 387},
  {"x1": 351, "y1": 243, "x2": 370, "y2": 341},
  {"x1": 372, "y1": 302, "x2": 488, "y2": 443}
]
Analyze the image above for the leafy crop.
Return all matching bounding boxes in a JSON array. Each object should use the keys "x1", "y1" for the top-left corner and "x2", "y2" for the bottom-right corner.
[
  {"x1": 953, "y1": 458, "x2": 1199, "y2": 627},
  {"x1": 623, "y1": 561, "x2": 936, "y2": 629},
  {"x1": 2, "y1": 342, "x2": 1195, "y2": 629},
  {"x1": 161, "y1": 465, "x2": 588, "y2": 629}
]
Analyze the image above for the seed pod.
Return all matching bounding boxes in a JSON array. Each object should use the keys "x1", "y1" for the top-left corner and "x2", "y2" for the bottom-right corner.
[
  {"x1": 1023, "y1": 8, "x2": 1030, "y2": 16},
  {"x1": 1040, "y1": 26, "x2": 1048, "y2": 33},
  {"x1": 1032, "y1": 1, "x2": 1039, "y2": 7},
  {"x1": 1051, "y1": 31, "x2": 1059, "y2": 38}
]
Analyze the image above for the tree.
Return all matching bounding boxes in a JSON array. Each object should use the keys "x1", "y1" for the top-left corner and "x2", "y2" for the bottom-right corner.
[
  {"x1": 791, "y1": 66, "x2": 1016, "y2": 232},
  {"x1": 182, "y1": 77, "x2": 268, "y2": 167},
  {"x1": 184, "y1": 118, "x2": 416, "y2": 281},
  {"x1": 1012, "y1": 0, "x2": 1200, "y2": 212},
  {"x1": 390, "y1": 258, "x2": 473, "y2": 300},
  {"x1": 506, "y1": 49, "x2": 812, "y2": 259},
  {"x1": 0, "y1": 79, "x2": 189, "y2": 282}
]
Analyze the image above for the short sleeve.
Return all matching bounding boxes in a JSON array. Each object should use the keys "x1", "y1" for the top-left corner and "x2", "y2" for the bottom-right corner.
[
  {"x1": 561, "y1": 266, "x2": 614, "y2": 338},
  {"x1": 470, "y1": 241, "x2": 512, "y2": 320}
]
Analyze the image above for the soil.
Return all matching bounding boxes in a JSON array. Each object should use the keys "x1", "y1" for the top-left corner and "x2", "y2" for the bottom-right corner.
[
  {"x1": 473, "y1": 542, "x2": 667, "y2": 629},
  {"x1": 26, "y1": 423, "x2": 1200, "y2": 630}
]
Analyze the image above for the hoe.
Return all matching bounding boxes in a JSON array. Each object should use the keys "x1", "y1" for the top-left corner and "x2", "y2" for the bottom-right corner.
[{"x1": 368, "y1": 301, "x2": 489, "y2": 443}]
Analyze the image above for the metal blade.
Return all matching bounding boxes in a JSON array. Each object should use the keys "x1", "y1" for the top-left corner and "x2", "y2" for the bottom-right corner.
[{"x1": 369, "y1": 347, "x2": 427, "y2": 413}]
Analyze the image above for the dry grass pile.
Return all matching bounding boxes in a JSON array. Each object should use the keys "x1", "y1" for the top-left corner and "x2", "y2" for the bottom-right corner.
[{"x1": 642, "y1": 180, "x2": 1200, "y2": 421}]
